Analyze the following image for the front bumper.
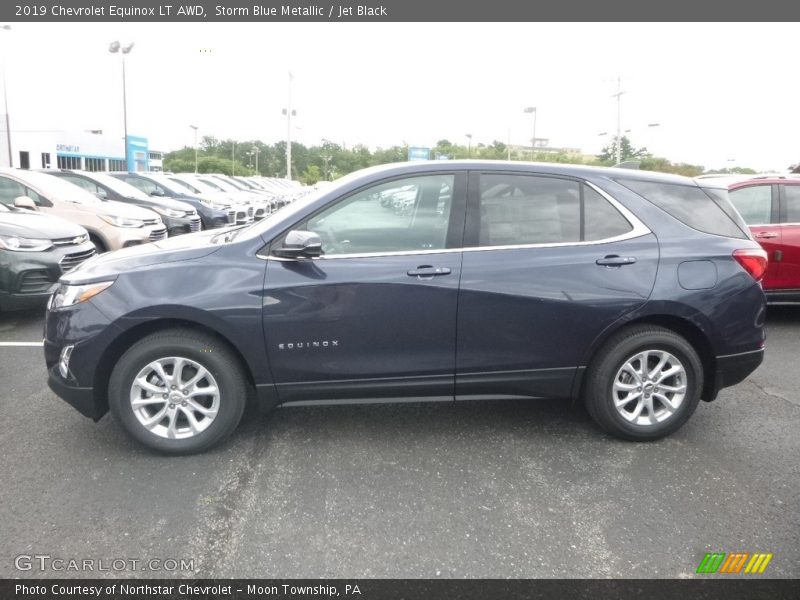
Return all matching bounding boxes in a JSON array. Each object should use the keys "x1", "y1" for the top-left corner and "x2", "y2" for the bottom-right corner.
[
  {"x1": 164, "y1": 215, "x2": 202, "y2": 236},
  {"x1": 44, "y1": 301, "x2": 115, "y2": 420},
  {"x1": 0, "y1": 241, "x2": 95, "y2": 310},
  {"x1": 46, "y1": 363, "x2": 100, "y2": 420}
]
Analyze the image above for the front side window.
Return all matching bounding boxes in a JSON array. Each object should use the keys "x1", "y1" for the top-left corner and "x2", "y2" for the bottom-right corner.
[
  {"x1": 729, "y1": 184, "x2": 773, "y2": 225},
  {"x1": 301, "y1": 174, "x2": 455, "y2": 255},
  {"x1": 477, "y1": 174, "x2": 632, "y2": 247}
]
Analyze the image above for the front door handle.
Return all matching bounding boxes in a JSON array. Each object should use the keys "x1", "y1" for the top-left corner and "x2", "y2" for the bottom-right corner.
[
  {"x1": 407, "y1": 266, "x2": 452, "y2": 277},
  {"x1": 755, "y1": 232, "x2": 778, "y2": 239},
  {"x1": 596, "y1": 255, "x2": 637, "y2": 267}
]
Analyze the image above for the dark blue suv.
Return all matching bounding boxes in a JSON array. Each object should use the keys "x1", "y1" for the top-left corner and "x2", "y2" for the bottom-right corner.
[{"x1": 44, "y1": 162, "x2": 767, "y2": 454}]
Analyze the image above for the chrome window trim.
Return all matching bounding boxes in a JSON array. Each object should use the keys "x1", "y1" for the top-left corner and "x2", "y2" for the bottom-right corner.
[{"x1": 260, "y1": 179, "x2": 651, "y2": 261}]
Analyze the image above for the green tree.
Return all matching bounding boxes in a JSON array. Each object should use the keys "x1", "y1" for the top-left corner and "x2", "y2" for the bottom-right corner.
[{"x1": 597, "y1": 136, "x2": 648, "y2": 164}]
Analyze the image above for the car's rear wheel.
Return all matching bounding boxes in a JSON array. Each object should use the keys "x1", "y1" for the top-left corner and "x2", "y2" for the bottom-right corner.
[
  {"x1": 108, "y1": 329, "x2": 247, "y2": 454},
  {"x1": 584, "y1": 325, "x2": 703, "y2": 441}
]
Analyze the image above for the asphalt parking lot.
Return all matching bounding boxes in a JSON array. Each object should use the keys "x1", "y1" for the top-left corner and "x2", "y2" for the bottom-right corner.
[{"x1": 0, "y1": 308, "x2": 798, "y2": 579}]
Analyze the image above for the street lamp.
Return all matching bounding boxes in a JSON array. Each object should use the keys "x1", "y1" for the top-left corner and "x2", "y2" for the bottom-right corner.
[
  {"x1": 108, "y1": 40, "x2": 134, "y2": 170},
  {"x1": 2, "y1": 25, "x2": 12, "y2": 168},
  {"x1": 231, "y1": 140, "x2": 236, "y2": 176},
  {"x1": 524, "y1": 106, "x2": 537, "y2": 161},
  {"x1": 251, "y1": 146, "x2": 260, "y2": 174},
  {"x1": 189, "y1": 124, "x2": 199, "y2": 173},
  {"x1": 282, "y1": 71, "x2": 296, "y2": 180},
  {"x1": 465, "y1": 133, "x2": 472, "y2": 158}
]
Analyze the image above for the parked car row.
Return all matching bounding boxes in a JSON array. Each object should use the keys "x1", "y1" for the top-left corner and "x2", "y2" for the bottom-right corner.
[{"x1": 0, "y1": 166, "x2": 306, "y2": 311}]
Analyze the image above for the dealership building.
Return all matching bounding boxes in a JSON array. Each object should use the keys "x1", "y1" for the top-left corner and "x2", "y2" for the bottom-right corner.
[{"x1": 0, "y1": 120, "x2": 162, "y2": 172}]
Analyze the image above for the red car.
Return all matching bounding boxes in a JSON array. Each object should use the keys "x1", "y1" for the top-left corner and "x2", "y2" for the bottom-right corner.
[{"x1": 726, "y1": 176, "x2": 800, "y2": 303}]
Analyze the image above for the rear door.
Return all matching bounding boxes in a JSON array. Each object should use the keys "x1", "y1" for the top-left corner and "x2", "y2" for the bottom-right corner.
[
  {"x1": 728, "y1": 183, "x2": 782, "y2": 288},
  {"x1": 455, "y1": 171, "x2": 658, "y2": 400},
  {"x1": 777, "y1": 183, "x2": 800, "y2": 292}
]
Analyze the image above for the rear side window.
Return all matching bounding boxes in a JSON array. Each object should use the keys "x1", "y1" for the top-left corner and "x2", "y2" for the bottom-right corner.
[
  {"x1": 477, "y1": 174, "x2": 632, "y2": 247},
  {"x1": 782, "y1": 185, "x2": 800, "y2": 222},
  {"x1": 728, "y1": 185, "x2": 773, "y2": 225},
  {"x1": 617, "y1": 178, "x2": 747, "y2": 239}
]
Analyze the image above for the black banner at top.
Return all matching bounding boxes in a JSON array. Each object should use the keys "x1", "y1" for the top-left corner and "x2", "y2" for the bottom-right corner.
[
  {"x1": 3, "y1": 0, "x2": 800, "y2": 22},
  {"x1": 3, "y1": 579, "x2": 800, "y2": 600}
]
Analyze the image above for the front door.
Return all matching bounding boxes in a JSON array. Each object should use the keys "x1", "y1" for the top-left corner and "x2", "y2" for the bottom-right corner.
[{"x1": 263, "y1": 172, "x2": 466, "y2": 404}]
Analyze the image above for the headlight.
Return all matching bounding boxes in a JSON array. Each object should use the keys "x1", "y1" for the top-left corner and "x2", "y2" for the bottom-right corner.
[
  {"x1": 99, "y1": 215, "x2": 144, "y2": 228},
  {"x1": 200, "y1": 199, "x2": 230, "y2": 210},
  {"x1": 153, "y1": 207, "x2": 185, "y2": 218},
  {"x1": 0, "y1": 234, "x2": 53, "y2": 252},
  {"x1": 49, "y1": 281, "x2": 114, "y2": 310}
]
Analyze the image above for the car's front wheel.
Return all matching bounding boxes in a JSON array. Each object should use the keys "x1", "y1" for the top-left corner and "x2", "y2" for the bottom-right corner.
[
  {"x1": 108, "y1": 329, "x2": 247, "y2": 454},
  {"x1": 584, "y1": 325, "x2": 704, "y2": 441}
]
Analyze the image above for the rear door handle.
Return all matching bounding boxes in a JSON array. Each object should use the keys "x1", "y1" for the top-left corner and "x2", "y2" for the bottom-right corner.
[
  {"x1": 596, "y1": 255, "x2": 637, "y2": 267},
  {"x1": 407, "y1": 266, "x2": 452, "y2": 277},
  {"x1": 755, "y1": 232, "x2": 778, "y2": 239}
]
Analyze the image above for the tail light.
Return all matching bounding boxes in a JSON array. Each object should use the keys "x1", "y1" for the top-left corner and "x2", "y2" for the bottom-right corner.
[{"x1": 733, "y1": 248, "x2": 768, "y2": 281}]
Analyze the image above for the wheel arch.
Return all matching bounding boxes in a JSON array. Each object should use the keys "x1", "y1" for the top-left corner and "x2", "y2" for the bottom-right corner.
[
  {"x1": 92, "y1": 317, "x2": 257, "y2": 416},
  {"x1": 580, "y1": 313, "x2": 718, "y2": 403}
]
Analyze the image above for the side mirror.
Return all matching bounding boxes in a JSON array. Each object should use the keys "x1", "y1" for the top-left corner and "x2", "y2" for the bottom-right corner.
[
  {"x1": 95, "y1": 189, "x2": 108, "y2": 200},
  {"x1": 13, "y1": 196, "x2": 37, "y2": 211},
  {"x1": 273, "y1": 230, "x2": 322, "y2": 259},
  {"x1": 151, "y1": 189, "x2": 165, "y2": 197}
]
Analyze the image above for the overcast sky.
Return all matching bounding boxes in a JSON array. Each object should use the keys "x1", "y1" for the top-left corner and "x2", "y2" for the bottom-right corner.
[{"x1": 1, "y1": 22, "x2": 797, "y2": 171}]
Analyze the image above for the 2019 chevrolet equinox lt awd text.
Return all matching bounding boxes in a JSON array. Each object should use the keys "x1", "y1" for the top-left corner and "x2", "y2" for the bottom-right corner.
[{"x1": 44, "y1": 162, "x2": 767, "y2": 454}]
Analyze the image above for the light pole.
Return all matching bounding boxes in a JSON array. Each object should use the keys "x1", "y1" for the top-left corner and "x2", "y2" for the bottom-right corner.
[
  {"x1": 231, "y1": 141, "x2": 236, "y2": 176},
  {"x1": 109, "y1": 41, "x2": 134, "y2": 170},
  {"x1": 282, "y1": 71, "x2": 296, "y2": 180},
  {"x1": 465, "y1": 133, "x2": 472, "y2": 158},
  {"x1": 189, "y1": 124, "x2": 199, "y2": 173},
  {"x1": 251, "y1": 146, "x2": 260, "y2": 174},
  {"x1": 611, "y1": 76, "x2": 625, "y2": 164},
  {"x1": 1, "y1": 25, "x2": 12, "y2": 168},
  {"x1": 524, "y1": 106, "x2": 537, "y2": 161}
]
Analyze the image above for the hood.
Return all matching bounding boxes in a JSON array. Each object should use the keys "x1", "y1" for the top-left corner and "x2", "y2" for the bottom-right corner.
[
  {"x1": 132, "y1": 196, "x2": 196, "y2": 213},
  {"x1": 62, "y1": 228, "x2": 223, "y2": 284},
  {"x1": 80, "y1": 199, "x2": 161, "y2": 221},
  {"x1": 0, "y1": 210, "x2": 87, "y2": 239}
]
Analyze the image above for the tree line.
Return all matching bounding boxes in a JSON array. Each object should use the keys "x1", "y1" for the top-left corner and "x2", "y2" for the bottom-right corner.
[{"x1": 163, "y1": 135, "x2": 756, "y2": 184}]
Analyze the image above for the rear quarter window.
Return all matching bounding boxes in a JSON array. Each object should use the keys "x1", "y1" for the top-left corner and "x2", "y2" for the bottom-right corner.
[{"x1": 616, "y1": 178, "x2": 748, "y2": 239}]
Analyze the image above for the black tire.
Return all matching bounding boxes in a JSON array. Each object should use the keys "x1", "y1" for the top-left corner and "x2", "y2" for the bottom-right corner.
[
  {"x1": 584, "y1": 325, "x2": 703, "y2": 441},
  {"x1": 89, "y1": 234, "x2": 107, "y2": 254},
  {"x1": 108, "y1": 328, "x2": 247, "y2": 454}
]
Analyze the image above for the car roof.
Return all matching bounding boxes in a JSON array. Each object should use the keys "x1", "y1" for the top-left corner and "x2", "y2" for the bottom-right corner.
[
  {"x1": 699, "y1": 173, "x2": 800, "y2": 188},
  {"x1": 329, "y1": 160, "x2": 701, "y2": 187}
]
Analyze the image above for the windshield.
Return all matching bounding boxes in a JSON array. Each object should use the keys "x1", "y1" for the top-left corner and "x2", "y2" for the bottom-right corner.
[
  {"x1": 12, "y1": 171, "x2": 102, "y2": 204},
  {"x1": 196, "y1": 177, "x2": 228, "y2": 192},
  {"x1": 169, "y1": 176, "x2": 219, "y2": 195},
  {"x1": 83, "y1": 172, "x2": 151, "y2": 201},
  {"x1": 143, "y1": 175, "x2": 193, "y2": 196}
]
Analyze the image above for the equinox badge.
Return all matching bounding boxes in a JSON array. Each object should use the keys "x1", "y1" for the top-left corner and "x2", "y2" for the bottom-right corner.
[{"x1": 278, "y1": 341, "x2": 339, "y2": 350}]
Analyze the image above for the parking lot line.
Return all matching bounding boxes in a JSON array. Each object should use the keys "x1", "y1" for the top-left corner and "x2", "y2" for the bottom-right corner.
[{"x1": 0, "y1": 342, "x2": 44, "y2": 347}]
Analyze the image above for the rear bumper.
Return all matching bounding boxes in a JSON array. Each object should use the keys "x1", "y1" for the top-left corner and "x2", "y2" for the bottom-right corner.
[{"x1": 708, "y1": 348, "x2": 764, "y2": 400}]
